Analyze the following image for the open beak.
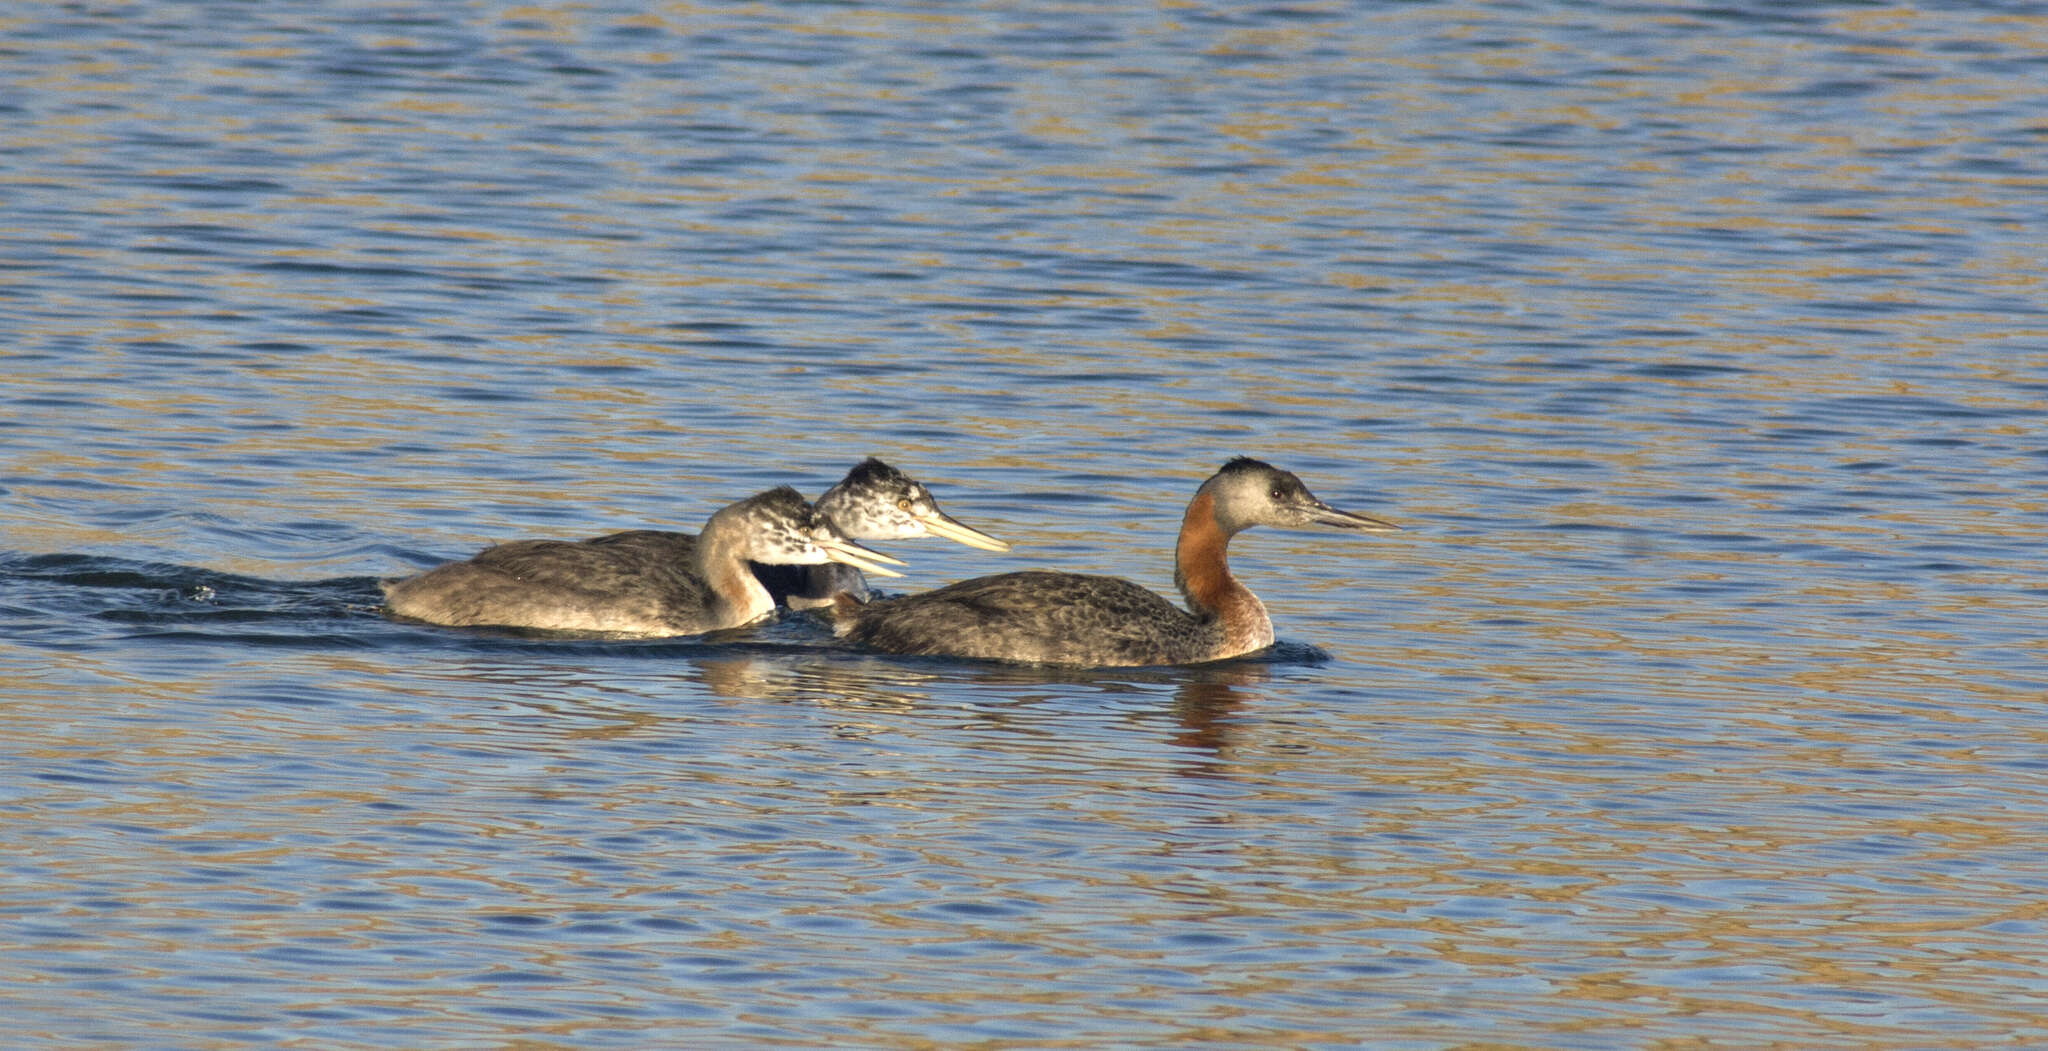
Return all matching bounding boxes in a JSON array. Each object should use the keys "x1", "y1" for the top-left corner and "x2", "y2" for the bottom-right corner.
[
  {"x1": 919, "y1": 509, "x2": 1011, "y2": 552},
  {"x1": 1309, "y1": 501, "x2": 1400, "y2": 532},
  {"x1": 820, "y1": 537, "x2": 907, "y2": 578}
]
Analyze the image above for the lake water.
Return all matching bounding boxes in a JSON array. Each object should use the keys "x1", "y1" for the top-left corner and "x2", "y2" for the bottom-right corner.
[{"x1": 5, "y1": 1, "x2": 2048, "y2": 1046}]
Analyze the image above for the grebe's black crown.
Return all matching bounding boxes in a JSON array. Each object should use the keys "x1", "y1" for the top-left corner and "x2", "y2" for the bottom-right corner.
[
  {"x1": 842, "y1": 458, "x2": 909, "y2": 488},
  {"x1": 1210, "y1": 458, "x2": 1317, "y2": 514},
  {"x1": 753, "y1": 486, "x2": 813, "y2": 516}
]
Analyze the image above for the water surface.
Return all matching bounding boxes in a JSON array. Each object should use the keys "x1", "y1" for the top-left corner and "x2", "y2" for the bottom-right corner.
[{"x1": 5, "y1": 1, "x2": 2048, "y2": 1046}]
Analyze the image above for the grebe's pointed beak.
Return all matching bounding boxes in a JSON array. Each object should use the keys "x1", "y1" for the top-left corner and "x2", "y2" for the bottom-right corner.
[
  {"x1": 820, "y1": 537, "x2": 907, "y2": 578},
  {"x1": 919, "y1": 508, "x2": 1011, "y2": 552},
  {"x1": 1309, "y1": 501, "x2": 1400, "y2": 532}
]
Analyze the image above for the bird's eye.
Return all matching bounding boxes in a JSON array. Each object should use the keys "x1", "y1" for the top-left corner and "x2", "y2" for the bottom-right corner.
[
  {"x1": 1271, "y1": 487, "x2": 1286, "y2": 500},
  {"x1": 897, "y1": 498, "x2": 913, "y2": 512}
]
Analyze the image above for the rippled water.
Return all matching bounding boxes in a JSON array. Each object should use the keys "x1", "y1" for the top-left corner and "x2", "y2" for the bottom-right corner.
[{"x1": 6, "y1": 1, "x2": 2048, "y2": 1046}]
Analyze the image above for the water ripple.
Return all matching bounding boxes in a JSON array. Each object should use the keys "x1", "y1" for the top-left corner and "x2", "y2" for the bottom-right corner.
[{"x1": 6, "y1": 0, "x2": 2048, "y2": 1046}]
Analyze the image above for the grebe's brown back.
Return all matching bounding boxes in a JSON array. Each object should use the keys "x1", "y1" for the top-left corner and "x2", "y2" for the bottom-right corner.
[
  {"x1": 381, "y1": 487, "x2": 901, "y2": 637},
  {"x1": 829, "y1": 458, "x2": 1396, "y2": 667}
]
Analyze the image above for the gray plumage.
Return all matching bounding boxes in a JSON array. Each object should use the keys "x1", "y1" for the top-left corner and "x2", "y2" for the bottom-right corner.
[
  {"x1": 836, "y1": 569, "x2": 1228, "y2": 666},
  {"x1": 384, "y1": 528, "x2": 711, "y2": 635},
  {"x1": 382, "y1": 487, "x2": 883, "y2": 636}
]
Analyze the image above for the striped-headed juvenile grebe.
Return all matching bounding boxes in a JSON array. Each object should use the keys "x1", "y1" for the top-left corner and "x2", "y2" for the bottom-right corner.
[
  {"x1": 829, "y1": 458, "x2": 1396, "y2": 667},
  {"x1": 756, "y1": 457, "x2": 1008, "y2": 608},
  {"x1": 382, "y1": 486, "x2": 902, "y2": 636}
]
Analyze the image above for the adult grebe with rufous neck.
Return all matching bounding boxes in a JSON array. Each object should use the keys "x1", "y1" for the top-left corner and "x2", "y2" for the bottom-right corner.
[
  {"x1": 829, "y1": 458, "x2": 1397, "y2": 667},
  {"x1": 382, "y1": 486, "x2": 903, "y2": 637}
]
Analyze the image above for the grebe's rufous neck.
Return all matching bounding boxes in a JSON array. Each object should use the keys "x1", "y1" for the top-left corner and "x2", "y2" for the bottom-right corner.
[
  {"x1": 829, "y1": 458, "x2": 1396, "y2": 667},
  {"x1": 381, "y1": 486, "x2": 903, "y2": 637}
]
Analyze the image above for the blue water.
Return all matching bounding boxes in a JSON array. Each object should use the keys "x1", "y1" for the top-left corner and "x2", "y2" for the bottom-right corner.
[{"x1": 6, "y1": 2, "x2": 2048, "y2": 1046}]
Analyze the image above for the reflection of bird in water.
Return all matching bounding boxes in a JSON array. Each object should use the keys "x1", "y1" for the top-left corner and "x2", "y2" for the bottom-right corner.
[
  {"x1": 753, "y1": 458, "x2": 1008, "y2": 608},
  {"x1": 1169, "y1": 676, "x2": 1257, "y2": 771},
  {"x1": 831, "y1": 458, "x2": 1397, "y2": 667},
  {"x1": 381, "y1": 487, "x2": 902, "y2": 636}
]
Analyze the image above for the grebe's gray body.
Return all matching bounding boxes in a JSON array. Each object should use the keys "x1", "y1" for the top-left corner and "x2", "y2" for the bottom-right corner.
[
  {"x1": 382, "y1": 486, "x2": 901, "y2": 636},
  {"x1": 831, "y1": 459, "x2": 1396, "y2": 667}
]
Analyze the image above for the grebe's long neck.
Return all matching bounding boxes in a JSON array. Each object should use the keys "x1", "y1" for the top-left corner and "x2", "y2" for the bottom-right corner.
[
  {"x1": 1173, "y1": 487, "x2": 1274, "y2": 658},
  {"x1": 692, "y1": 514, "x2": 776, "y2": 629}
]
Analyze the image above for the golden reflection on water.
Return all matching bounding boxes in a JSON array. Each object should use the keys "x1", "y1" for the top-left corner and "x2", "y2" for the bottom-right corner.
[
  {"x1": 8, "y1": 600, "x2": 2045, "y2": 1043},
  {"x1": 8, "y1": 2, "x2": 2048, "y2": 1044}
]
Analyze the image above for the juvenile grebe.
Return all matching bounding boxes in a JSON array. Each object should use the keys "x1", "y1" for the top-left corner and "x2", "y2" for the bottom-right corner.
[
  {"x1": 755, "y1": 458, "x2": 1008, "y2": 608},
  {"x1": 382, "y1": 487, "x2": 903, "y2": 636},
  {"x1": 829, "y1": 458, "x2": 1397, "y2": 667}
]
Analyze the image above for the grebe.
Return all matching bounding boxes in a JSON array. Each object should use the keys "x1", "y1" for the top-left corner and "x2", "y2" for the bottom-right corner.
[
  {"x1": 829, "y1": 458, "x2": 1397, "y2": 667},
  {"x1": 382, "y1": 487, "x2": 903, "y2": 636},
  {"x1": 754, "y1": 457, "x2": 1008, "y2": 608}
]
